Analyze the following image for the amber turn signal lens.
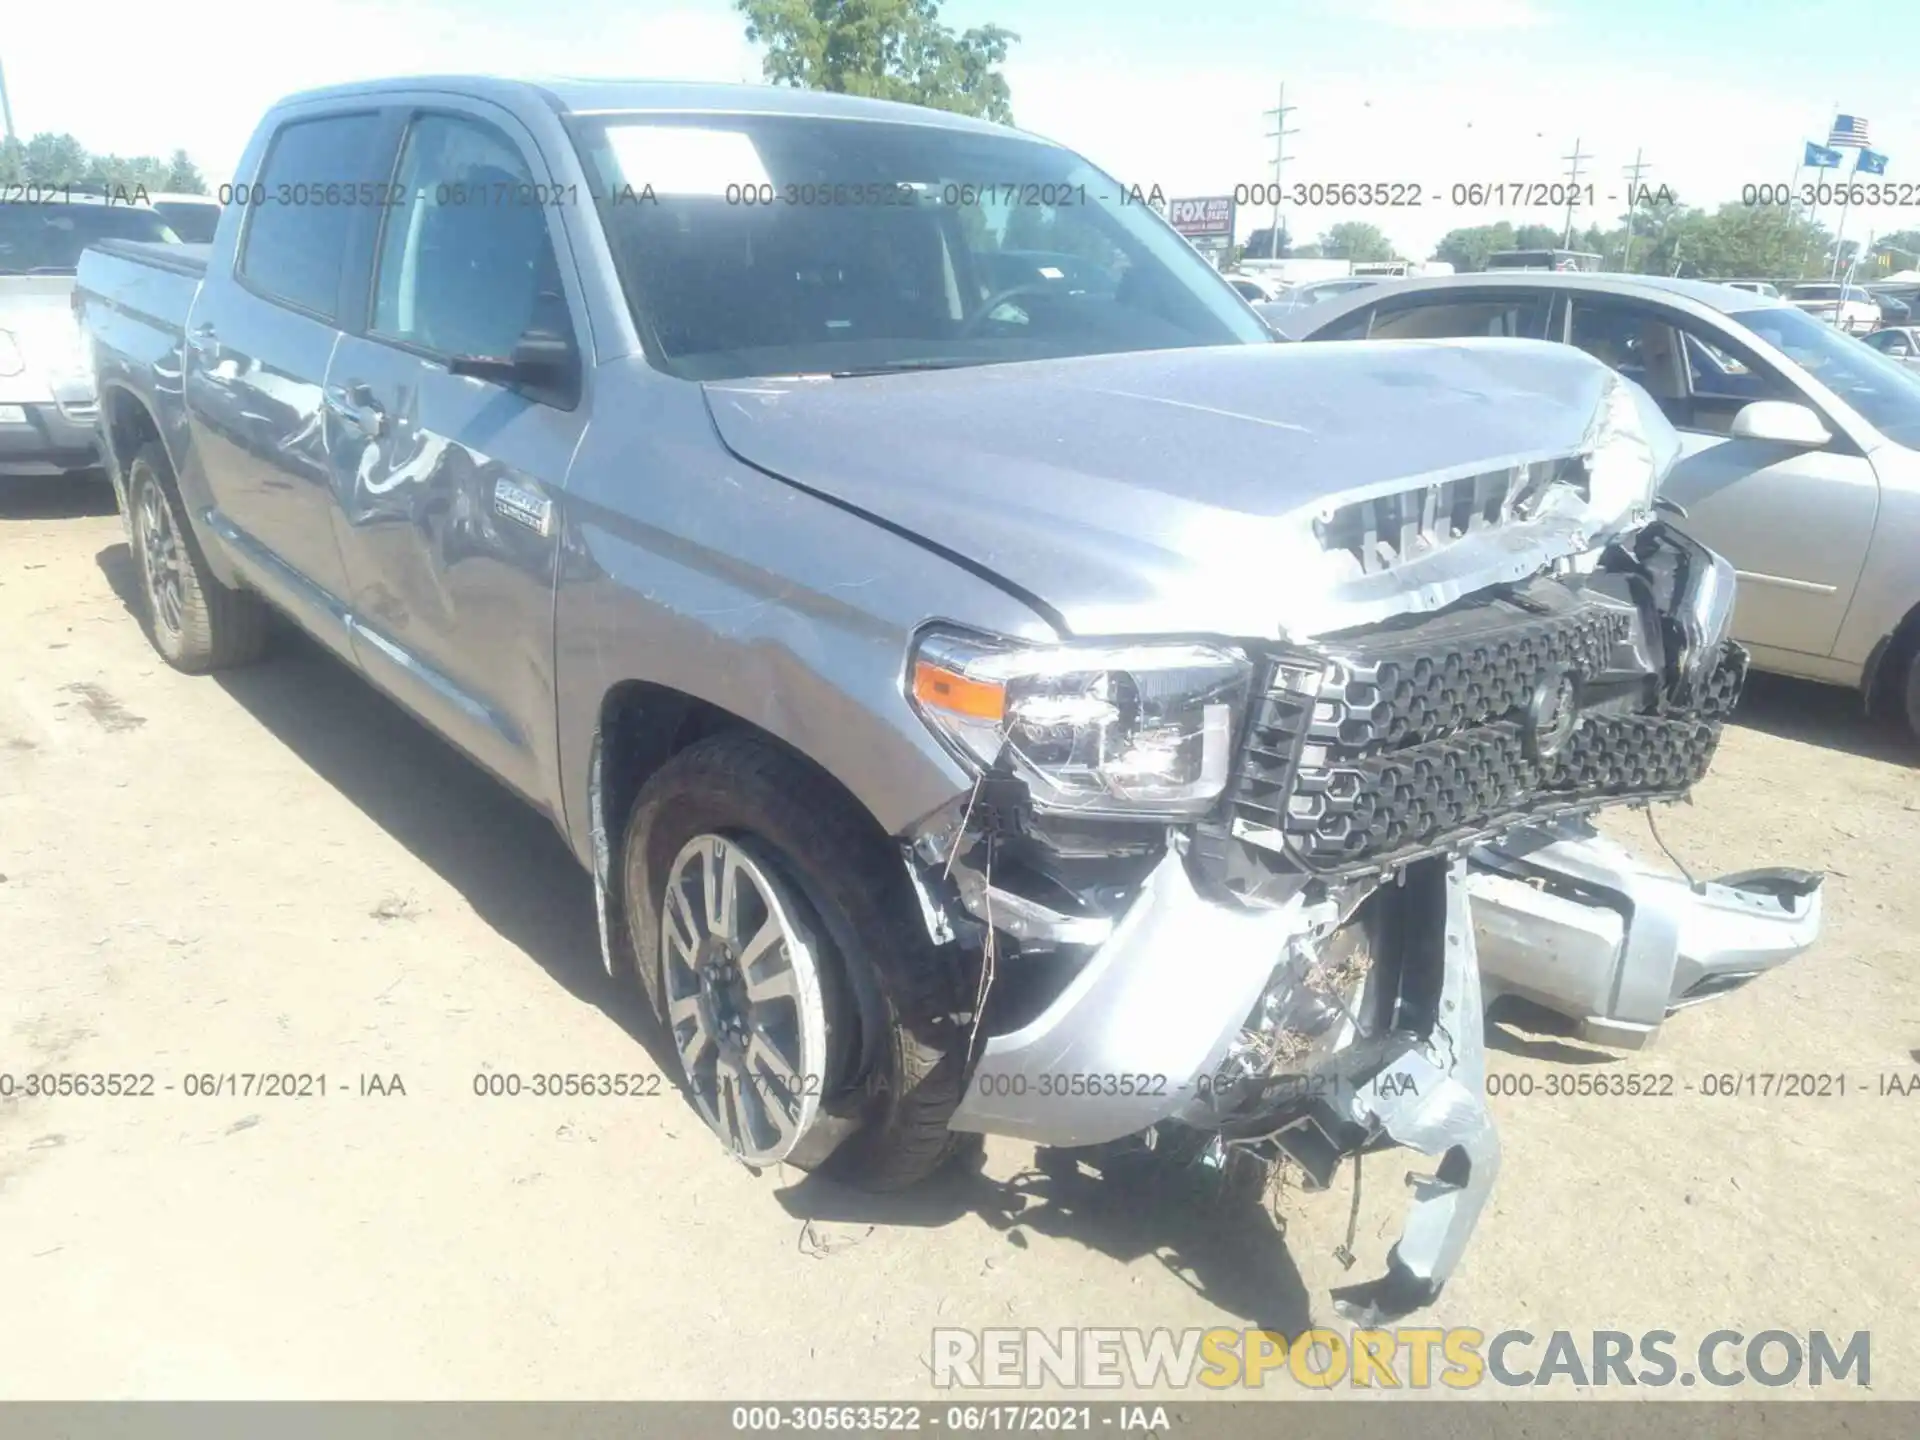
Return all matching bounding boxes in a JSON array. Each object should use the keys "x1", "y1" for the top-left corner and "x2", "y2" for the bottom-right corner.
[{"x1": 912, "y1": 660, "x2": 1006, "y2": 722}]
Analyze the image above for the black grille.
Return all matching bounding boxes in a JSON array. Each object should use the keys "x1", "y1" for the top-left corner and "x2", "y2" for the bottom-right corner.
[
  {"x1": 1306, "y1": 603, "x2": 1637, "y2": 751},
  {"x1": 1225, "y1": 592, "x2": 1746, "y2": 875}
]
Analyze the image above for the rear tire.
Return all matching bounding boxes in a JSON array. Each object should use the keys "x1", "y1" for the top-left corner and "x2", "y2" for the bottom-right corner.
[
  {"x1": 623, "y1": 732, "x2": 968, "y2": 1190},
  {"x1": 126, "y1": 441, "x2": 269, "y2": 673},
  {"x1": 1902, "y1": 649, "x2": 1920, "y2": 744}
]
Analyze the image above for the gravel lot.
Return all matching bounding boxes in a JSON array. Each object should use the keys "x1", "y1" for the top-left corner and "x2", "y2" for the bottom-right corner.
[{"x1": 3, "y1": 474, "x2": 1917, "y2": 1400}]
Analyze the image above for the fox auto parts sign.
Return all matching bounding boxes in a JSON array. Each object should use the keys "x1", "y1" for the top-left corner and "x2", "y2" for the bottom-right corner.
[{"x1": 1168, "y1": 195, "x2": 1234, "y2": 239}]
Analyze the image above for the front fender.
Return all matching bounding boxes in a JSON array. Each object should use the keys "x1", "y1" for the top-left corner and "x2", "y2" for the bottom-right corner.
[{"x1": 552, "y1": 366, "x2": 1058, "y2": 871}]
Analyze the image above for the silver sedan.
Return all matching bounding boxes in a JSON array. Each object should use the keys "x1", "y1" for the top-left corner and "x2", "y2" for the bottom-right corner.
[
  {"x1": 1288, "y1": 272, "x2": 1920, "y2": 738},
  {"x1": 1862, "y1": 325, "x2": 1920, "y2": 370}
]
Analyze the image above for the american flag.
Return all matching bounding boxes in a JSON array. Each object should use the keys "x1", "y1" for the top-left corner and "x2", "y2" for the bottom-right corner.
[{"x1": 1828, "y1": 114, "x2": 1871, "y2": 148}]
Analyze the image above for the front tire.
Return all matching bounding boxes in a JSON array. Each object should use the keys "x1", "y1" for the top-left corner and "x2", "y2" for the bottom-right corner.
[
  {"x1": 126, "y1": 441, "x2": 269, "y2": 673},
  {"x1": 623, "y1": 733, "x2": 968, "y2": 1189}
]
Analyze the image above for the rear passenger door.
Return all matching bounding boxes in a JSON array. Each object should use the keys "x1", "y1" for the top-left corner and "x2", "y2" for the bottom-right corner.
[
  {"x1": 323, "y1": 103, "x2": 589, "y2": 809},
  {"x1": 185, "y1": 109, "x2": 392, "y2": 637}
]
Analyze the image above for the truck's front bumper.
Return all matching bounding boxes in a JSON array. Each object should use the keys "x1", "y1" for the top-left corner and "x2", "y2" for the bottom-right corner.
[
  {"x1": 948, "y1": 850, "x2": 1500, "y2": 1320},
  {"x1": 1468, "y1": 821, "x2": 1824, "y2": 1048},
  {"x1": 946, "y1": 849, "x2": 1315, "y2": 1148},
  {"x1": 0, "y1": 399, "x2": 101, "y2": 477}
]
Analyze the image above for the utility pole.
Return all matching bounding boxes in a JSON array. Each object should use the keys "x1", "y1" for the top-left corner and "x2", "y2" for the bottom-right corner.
[
  {"x1": 0, "y1": 57, "x2": 15, "y2": 142},
  {"x1": 1619, "y1": 148, "x2": 1650, "y2": 272},
  {"x1": 1262, "y1": 83, "x2": 1298, "y2": 258},
  {"x1": 1560, "y1": 136, "x2": 1591, "y2": 250}
]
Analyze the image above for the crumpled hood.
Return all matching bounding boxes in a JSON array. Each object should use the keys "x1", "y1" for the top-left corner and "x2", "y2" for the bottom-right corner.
[{"x1": 703, "y1": 339, "x2": 1672, "y2": 639}]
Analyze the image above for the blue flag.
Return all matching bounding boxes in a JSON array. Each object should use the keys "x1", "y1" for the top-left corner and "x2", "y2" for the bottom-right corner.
[
  {"x1": 1857, "y1": 148, "x2": 1889, "y2": 175},
  {"x1": 1805, "y1": 140, "x2": 1844, "y2": 168}
]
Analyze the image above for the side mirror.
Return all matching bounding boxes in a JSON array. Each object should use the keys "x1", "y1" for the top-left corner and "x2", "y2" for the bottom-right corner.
[
  {"x1": 447, "y1": 328, "x2": 579, "y2": 407},
  {"x1": 1728, "y1": 400, "x2": 1831, "y2": 448}
]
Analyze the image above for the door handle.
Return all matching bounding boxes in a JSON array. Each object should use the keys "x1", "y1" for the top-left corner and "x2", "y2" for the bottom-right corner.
[
  {"x1": 323, "y1": 383, "x2": 387, "y2": 438},
  {"x1": 185, "y1": 323, "x2": 218, "y2": 358}
]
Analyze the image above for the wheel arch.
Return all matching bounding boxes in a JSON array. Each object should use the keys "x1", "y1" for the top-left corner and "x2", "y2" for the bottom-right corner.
[
  {"x1": 1862, "y1": 597, "x2": 1920, "y2": 720},
  {"x1": 99, "y1": 383, "x2": 165, "y2": 510},
  {"x1": 586, "y1": 679, "x2": 926, "y2": 1030},
  {"x1": 97, "y1": 381, "x2": 243, "y2": 589}
]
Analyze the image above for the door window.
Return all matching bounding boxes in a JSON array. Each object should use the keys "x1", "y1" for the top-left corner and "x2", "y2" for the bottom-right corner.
[
  {"x1": 1567, "y1": 299, "x2": 1794, "y2": 434},
  {"x1": 372, "y1": 114, "x2": 570, "y2": 361},
  {"x1": 1366, "y1": 294, "x2": 1550, "y2": 340},
  {"x1": 238, "y1": 112, "x2": 385, "y2": 320}
]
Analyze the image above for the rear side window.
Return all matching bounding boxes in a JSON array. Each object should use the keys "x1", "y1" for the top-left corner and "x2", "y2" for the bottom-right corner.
[
  {"x1": 1369, "y1": 296, "x2": 1549, "y2": 340},
  {"x1": 1310, "y1": 306, "x2": 1377, "y2": 341},
  {"x1": 238, "y1": 112, "x2": 384, "y2": 320}
]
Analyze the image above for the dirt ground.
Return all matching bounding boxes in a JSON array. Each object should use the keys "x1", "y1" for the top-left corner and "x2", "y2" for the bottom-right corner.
[{"x1": 2, "y1": 474, "x2": 1916, "y2": 1400}]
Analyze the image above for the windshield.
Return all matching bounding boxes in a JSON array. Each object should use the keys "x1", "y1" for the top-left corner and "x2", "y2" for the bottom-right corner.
[
  {"x1": 0, "y1": 202, "x2": 179, "y2": 273},
  {"x1": 569, "y1": 114, "x2": 1269, "y2": 381},
  {"x1": 152, "y1": 200, "x2": 220, "y2": 244},
  {"x1": 1734, "y1": 303, "x2": 1920, "y2": 447}
]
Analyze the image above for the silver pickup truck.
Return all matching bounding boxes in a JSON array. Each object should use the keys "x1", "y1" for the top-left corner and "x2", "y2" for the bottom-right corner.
[{"x1": 75, "y1": 75, "x2": 1823, "y2": 1320}]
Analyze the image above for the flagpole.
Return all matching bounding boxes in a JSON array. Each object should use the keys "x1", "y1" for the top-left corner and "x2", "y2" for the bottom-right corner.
[
  {"x1": 1830, "y1": 149, "x2": 1856, "y2": 284},
  {"x1": 1783, "y1": 151, "x2": 1805, "y2": 284}
]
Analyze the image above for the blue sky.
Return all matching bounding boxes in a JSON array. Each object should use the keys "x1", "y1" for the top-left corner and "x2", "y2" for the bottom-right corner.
[{"x1": 7, "y1": 0, "x2": 1918, "y2": 256}]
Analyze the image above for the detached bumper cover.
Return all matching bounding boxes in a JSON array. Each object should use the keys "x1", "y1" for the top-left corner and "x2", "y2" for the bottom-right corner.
[
  {"x1": 1468, "y1": 822, "x2": 1823, "y2": 1047},
  {"x1": 1329, "y1": 860, "x2": 1499, "y2": 1323},
  {"x1": 948, "y1": 851, "x2": 1499, "y2": 1319}
]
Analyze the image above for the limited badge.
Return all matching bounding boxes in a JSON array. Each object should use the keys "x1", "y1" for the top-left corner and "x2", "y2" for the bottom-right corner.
[{"x1": 492, "y1": 478, "x2": 553, "y2": 537}]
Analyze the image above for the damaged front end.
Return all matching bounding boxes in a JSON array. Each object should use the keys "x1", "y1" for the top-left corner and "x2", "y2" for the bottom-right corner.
[{"x1": 901, "y1": 420, "x2": 1819, "y2": 1319}]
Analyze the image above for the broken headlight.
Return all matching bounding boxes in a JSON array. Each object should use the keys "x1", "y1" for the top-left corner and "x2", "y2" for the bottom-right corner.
[{"x1": 909, "y1": 631, "x2": 1253, "y2": 817}]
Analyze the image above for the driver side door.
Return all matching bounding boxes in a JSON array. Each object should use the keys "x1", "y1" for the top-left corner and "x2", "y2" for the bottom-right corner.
[{"x1": 322, "y1": 102, "x2": 589, "y2": 813}]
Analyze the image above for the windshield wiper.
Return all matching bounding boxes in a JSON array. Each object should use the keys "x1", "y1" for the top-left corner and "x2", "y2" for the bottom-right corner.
[{"x1": 825, "y1": 357, "x2": 995, "y2": 378}]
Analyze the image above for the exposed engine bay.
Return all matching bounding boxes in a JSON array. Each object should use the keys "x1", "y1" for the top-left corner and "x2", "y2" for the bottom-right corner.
[{"x1": 902, "y1": 519, "x2": 1824, "y2": 1320}]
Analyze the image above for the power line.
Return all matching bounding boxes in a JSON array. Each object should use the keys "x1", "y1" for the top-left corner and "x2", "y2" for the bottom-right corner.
[
  {"x1": 1261, "y1": 82, "x2": 1298, "y2": 258},
  {"x1": 1620, "y1": 148, "x2": 1651, "y2": 270},
  {"x1": 1560, "y1": 136, "x2": 1592, "y2": 249}
]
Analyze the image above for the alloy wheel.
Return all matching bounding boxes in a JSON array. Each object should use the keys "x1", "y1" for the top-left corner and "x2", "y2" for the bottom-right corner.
[
  {"x1": 660, "y1": 834, "x2": 830, "y2": 1163},
  {"x1": 135, "y1": 475, "x2": 186, "y2": 639}
]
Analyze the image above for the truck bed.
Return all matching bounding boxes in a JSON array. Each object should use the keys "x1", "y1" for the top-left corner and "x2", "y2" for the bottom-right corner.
[
  {"x1": 74, "y1": 240, "x2": 209, "y2": 475},
  {"x1": 88, "y1": 238, "x2": 211, "y2": 280}
]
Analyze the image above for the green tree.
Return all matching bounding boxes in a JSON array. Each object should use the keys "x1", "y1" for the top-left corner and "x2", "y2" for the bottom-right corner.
[
  {"x1": 1430, "y1": 222, "x2": 1515, "y2": 271},
  {"x1": 1867, "y1": 231, "x2": 1920, "y2": 274},
  {"x1": 23, "y1": 132, "x2": 89, "y2": 185},
  {"x1": 1290, "y1": 241, "x2": 1324, "y2": 259},
  {"x1": 164, "y1": 149, "x2": 208, "y2": 194},
  {"x1": 1242, "y1": 224, "x2": 1289, "y2": 259},
  {"x1": 1316, "y1": 221, "x2": 1394, "y2": 262},
  {"x1": 1512, "y1": 223, "x2": 1561, "y2": 250},
  {"x1": 2, "y1": 132, "x2": 206, "y2": 194},
  {"x1": 735, "y1": 0, "x2": 1018, "y2": 124}
]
